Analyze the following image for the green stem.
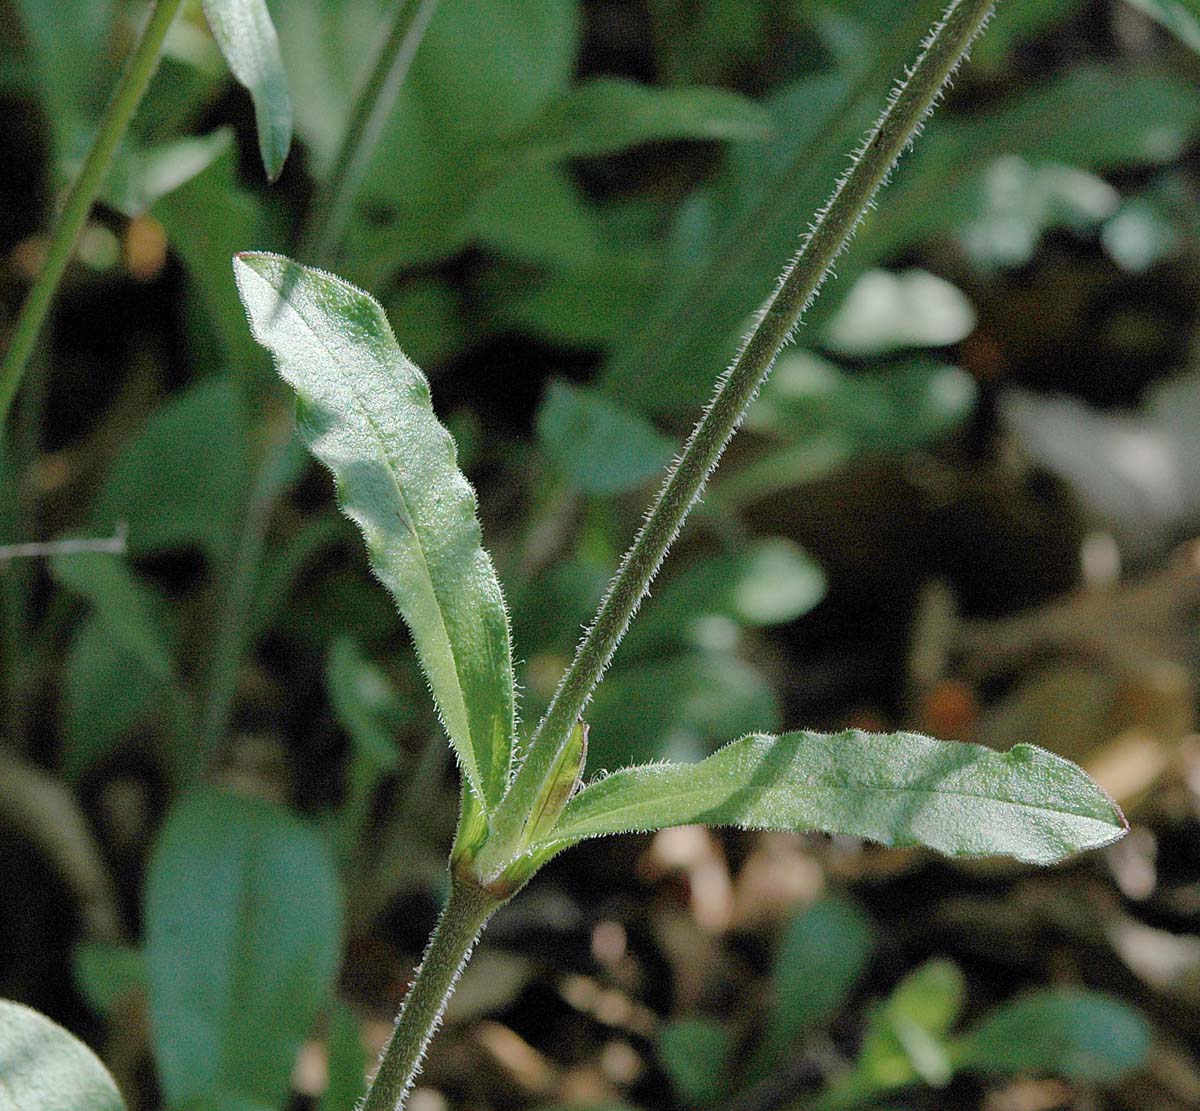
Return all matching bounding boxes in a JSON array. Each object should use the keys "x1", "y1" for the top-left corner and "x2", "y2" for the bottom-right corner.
[
  {"x1": 297, "y1": 0, "x2": 442, "y2": 265},
  {"x1": 485, "y1": 0, "x2": 999, "y2": 864},
  {"x1": 361, "y1": 878, "x2": 500, "y2": 1111},
  {"x1": 0, "y1": 0, "x2": 186, "y2": 434}
]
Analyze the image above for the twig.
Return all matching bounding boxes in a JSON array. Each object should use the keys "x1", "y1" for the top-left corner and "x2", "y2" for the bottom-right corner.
[{"x1": 0, "y1": 522, "x2": 127, "y2": 567}]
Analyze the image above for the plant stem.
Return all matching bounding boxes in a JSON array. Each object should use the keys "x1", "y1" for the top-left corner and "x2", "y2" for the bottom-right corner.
[
  {"x1": 486, "y1": 0, "x2": 999, "y2": 862},
  {"x1": 0, "y1": 0, "x2": 186, "y2": 434},
  {"x1": 297, "y1": 0, "x2": 441, "y2": 265},
  {"x1": 361, "y1": 878, "x2": 500, "y2": 1111}
]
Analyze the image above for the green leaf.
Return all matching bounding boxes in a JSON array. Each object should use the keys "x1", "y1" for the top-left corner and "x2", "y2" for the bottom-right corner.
[
  {"x1": 1125, "y1": 0, "x2": 1200, "y2": 54},
  {"x1": 73, "y1": 943, "x2": 146, "y2": 1018},
  {"x1": 537, "y1": 380, "x2": 676, "y2": 495},
  {"x1": 0, "y1": 998, "x2": 125, "y2": 1111},
  {"x1": 234, "y1": 252, "x2": 516, "y2": 811},
  {"x1": 774, "y1": 898, "x2": 874, "y2": 1045},
  {"x1": 658, "y1": 1017, "x2": 731, "y2": 1105},
  {"x1": 318, "y1": 1003, "x2": 366, "y2": 1111},
  {"x1": 145, "y1": 789, "x2": 342, "y2": 1107},
  {"x1": 62, "y1": 617, "x2": 167, "y2": 781},
  {"x1": 955, "y1": 989, "x2": 1150, "y2": 1082},
  {"x1": 90, "y1": 377, "x2": 250, "y2": 563},
  {"x1": 548, "y1": 730, "x2": 1127, "y2": 865},
  {"x1": 507, "y1": 76, "x2": 772, "y2": 163},
  {"x1": 201, "y1": 0, "x2": 293, "y2": 179},
  {"x1": 858, "y1": 960, "x2": 966, "y2": 1089},
  {"x1": 585, "y1": 653, "x2": 779, "y2": 769}
]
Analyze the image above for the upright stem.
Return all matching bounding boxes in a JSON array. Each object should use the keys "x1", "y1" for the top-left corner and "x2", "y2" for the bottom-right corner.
[
  {"x1": 486, "y1": 0, "x2": 999, "y2": 860},
  {"x1": 297, "y1": 0, "x2": 441, "y2": 265},
  {"x1": 0, "y1": 0, "x2": 186, "y2": 433},
  {"x1": 361, "y1": 879, "x2": 500, "y2": 1111}
]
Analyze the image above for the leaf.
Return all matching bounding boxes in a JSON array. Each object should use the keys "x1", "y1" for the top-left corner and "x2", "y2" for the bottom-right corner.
[
  {"x1": 318, "y1": 1003, "x2": 366, "y2": 1111},
  {"x1": 201, "y1": 0, "x2": 293, "y2": 179},
  {"x1": 858, "y1": 960, "x2": 966, "y2": 1088},
  {"x1": 51, "y1": 553, "x2": 173, "y2": 684},
  {"x1": 73, "y1": 943, "x2": 146, "y2": 1018},
  {"x1": 1124, "y1": 1, "x2": 1200, "y2": 54},
  {"x1": 0, "y1": 998, "x2": 125, "y2": 1111},
  {"x1": 537, "y1": 380, "x2": 676, "y2": 495},
  {"x1": 145, "y1": 789, "x2": 342, "y2": 1108},
  {"x1": 234, "y1": 252, "x2": 516, "y2": 811},
  {"x1": 62, "y1": 617, "x2": 167, "y2": 781},
  {"x1": 774, "y1": 898, "x2": 874, "y2": 1045},
  {"x1": 658, "y1": 1017, "x2": 731, "y2": 1105},
  {"x1": 585, "y1": 653, "x2": 779, "y2": 769},
  {"x1": 90, "y1": 377, "x2": 250, "y2": 563},
  {"x1": 507, "y1": 76, "x2": 773, "y2": 163},
  {"x1": 955, "y1": 989, "x2": 1150, "y2": 1081},
  {"x1": 548, "y1": 730, "x2": 1128, "y2": 866}
]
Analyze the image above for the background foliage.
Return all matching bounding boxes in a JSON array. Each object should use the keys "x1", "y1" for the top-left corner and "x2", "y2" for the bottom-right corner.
[{"x1": 2, "y1": 0, "x2": 1200, "y2": 1108}]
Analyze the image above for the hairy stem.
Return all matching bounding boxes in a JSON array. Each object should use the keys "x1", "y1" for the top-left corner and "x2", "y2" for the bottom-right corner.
[
  {"x1": 361, "y1": 879, "x2": 500, "y2": 1111},
  {"x1": 0, "y1": 0, "x2": 186, "y2": 434},
  {"x1": 297, "y1": 0, "x2": 441, "y2": 265},
  {"x1": 486, "y1": 0, "x2": 999, "y2": 862}
]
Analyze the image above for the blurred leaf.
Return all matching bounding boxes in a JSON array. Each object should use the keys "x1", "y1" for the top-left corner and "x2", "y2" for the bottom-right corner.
[
  {"x1": 102, "y1": 129, "x2": 236, "y2": 218},
  {"x1": 717, "y1": 356, "x2": 975, "y2": 506},
  {"x1": 152, "y1": 133, "x2": 270, "y2": 372},
  {"x1": 0, "y1": 998, "x2": 125, "y2": 1111},
  {"x1": 201, "y1": 0, "x2": 292, "y2": 179},
  {"x1": 622, "y1": 539, "x2": 825, "y2": 658},
  {"x1": 551, "y1": 730, "x2": 1128, "y2": 866},
  {"x1": 658, "y1": 1017, "x2": 731, "y2": 1105},
  {"x1": 90, "y1": 377, "x2": 250, "y2": 563},
  {"x1": 955, "y1": 989, "x2": 1151, "y2": 1081},
  {"x1": 235, "y1": 253, "x2": 516, "y2": 810},
  {"x1": 471, "y1": 165, "x2": 601, "y2": 268},
  {"x1": 970, "y1": 0, "x2": 1085, "y2": 69},
  {"x1": 858, "y1": 960, "x2": 966, "y2": 1088},
  {"x1": 62, "y1": 617, "x2": 168, "y2": 782},
  {"x1": 318, "y1": 1003, "x2": 366, "y2": 1111},
  {"x1": 507, "y1": 77, "x2": 772, "y2": 163},
  {"x1": 173, "y1": 1091, "x2": 275, "y2": 1111},
  {"x1": 14, "y1": 0, "x2": 118, "y2": 159},
  {"x1": 145, "y1": 789, "x2": 342, "y2": 1107},
  {"x1": 822, "y1": 270, "x2": 975, "y2": 357},
  {"x1": 586, "y1": 652, "x2": 779, "y2": 769},
  {"x1": 774, "y1": 898, "x2": 874, "y2": 1046},
  {"x1": 51, "y1": 553, "x2": 173, "y2": 684},
  {"x1": 537, "y1": 380, "x2": 675, "y2": 495},
  {"x1": 1125, "y1": 0, "x2": 1200, "y2": 52},
  {"x1": 73, "y1": 943, "x2": 146, "y2": 1018}
]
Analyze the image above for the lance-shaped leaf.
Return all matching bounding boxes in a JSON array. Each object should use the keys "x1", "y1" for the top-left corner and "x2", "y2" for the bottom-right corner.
[
  {"x1": 0, "y1": 999, "x2": 126, "y2": 1111},
  {"x1": 547, "y1": 730, "x2": 1127, "y2": 866},
  {"x1": 234, "y1": 253, "x2": 515, "y2": 810},
  {"x1": 202, "y1": 0, "x2": 292, "y2": 180}
]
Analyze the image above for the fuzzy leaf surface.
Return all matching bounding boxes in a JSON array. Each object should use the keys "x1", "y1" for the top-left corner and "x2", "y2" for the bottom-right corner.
[
  {"x1": 234, "y1": 253, "x2": 515, "y2": 809},
  {"x1": 550, "y1": 730, "x2": 1127, "y2": 865},
  {"x1": 202, "y1": 0, "x2": 292, "y2": 179},
  {"x1": 0, "y1": 999, "x2": 125, "y2": 1111}
]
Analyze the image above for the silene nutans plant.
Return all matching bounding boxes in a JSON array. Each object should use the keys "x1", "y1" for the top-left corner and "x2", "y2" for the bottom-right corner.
[{"x1": 6, "y1": 0, "x2": 1170, "y2": 1108}]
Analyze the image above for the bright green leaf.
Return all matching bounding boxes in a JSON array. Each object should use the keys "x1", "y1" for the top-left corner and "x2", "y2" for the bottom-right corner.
[
  {"x1": 858, "y1": 960, "x2": 966, "y2": 1088},
  {"x1": 0, "y1": 998, "x2": 125, "y2": 1111},
  {"x1": 956, "y1": 989, "x2": 1151, "y2": 1082},
  {"x1": 73, "y1": 943, "x2": 146, "y2": 1018},
  {"x1": 234, "y1": 252, "x2": 516, "y2": 810},
  {"x1": 549, "y1": 730, "x2": 1127, "y2": 866},
  {"x1": 145, "y1": 789, "x2": 342, "y2": 1107},
  {"x1": 537, "y1": 380, "x2": 675, "y2": 495},
  {"x1": 508, "y1": 76, "x2": 772, "y2": 164},
  {"x1": 201, "y1": 0, "x2": 293, "y2": 179}
]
